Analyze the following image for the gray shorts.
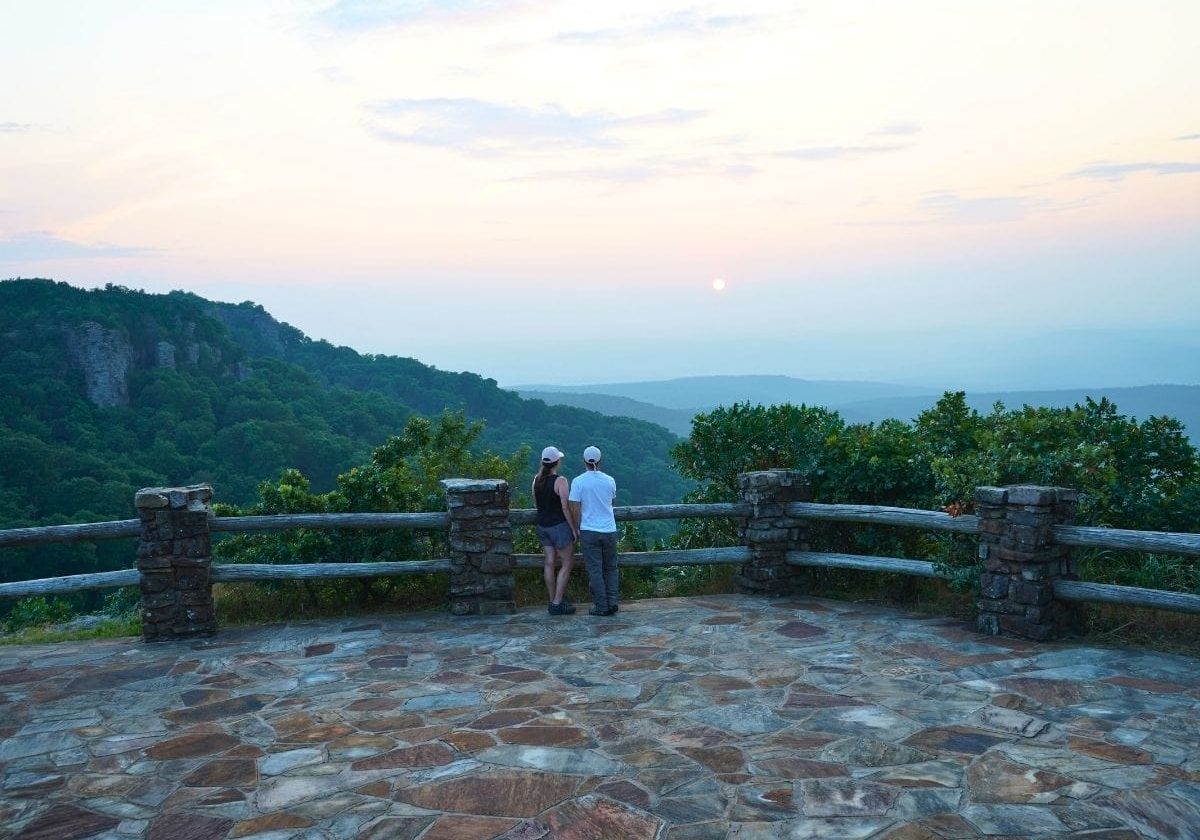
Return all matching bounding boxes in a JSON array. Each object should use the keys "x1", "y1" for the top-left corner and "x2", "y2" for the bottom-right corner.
[{"x1": 536, "y1": 521, "x2": 575, "y2": 549}]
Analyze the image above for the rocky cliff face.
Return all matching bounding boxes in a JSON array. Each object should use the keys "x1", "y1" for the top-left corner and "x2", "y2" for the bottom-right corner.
[
  {"x1": 58, "y1": 315, "x2": 234, "y2": 408},
  {"x1": 66, "y1": 322, "x2": 133, "y2": 408},
  {"x1": 155, "y1": 340, "x2": 176, "y2": 369}
]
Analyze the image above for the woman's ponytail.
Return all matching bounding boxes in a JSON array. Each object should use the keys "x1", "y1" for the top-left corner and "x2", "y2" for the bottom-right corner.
[{"x1": 533, "y1": 460, "x2": 555, "y2": 495}]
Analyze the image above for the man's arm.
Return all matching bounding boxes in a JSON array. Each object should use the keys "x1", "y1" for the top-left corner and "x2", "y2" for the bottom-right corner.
[{"x1": 568, "y1": 501, "x2": 582, "y2": 536}]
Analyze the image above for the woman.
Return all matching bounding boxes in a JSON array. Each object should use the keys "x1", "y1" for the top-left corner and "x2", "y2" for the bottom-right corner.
[{"x1": 533, "y1": 446, "x2": 577, "y2": 615}]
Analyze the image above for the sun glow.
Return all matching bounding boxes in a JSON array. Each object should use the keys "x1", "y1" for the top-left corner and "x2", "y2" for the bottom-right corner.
[{"x1": 712, "y1": 278, "x2": 727, "y2": 292}]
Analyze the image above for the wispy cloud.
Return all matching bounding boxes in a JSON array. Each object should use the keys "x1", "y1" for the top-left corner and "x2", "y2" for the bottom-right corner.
[
  {"x1": 777, "y1": 144, "x2": 907, "y2": 160},
  {"x1": 366, "y1": 98, "x2": 702, "y2": 153},
  {"x1": 506, "y1": 165, "x2": 661, "y2": 184},
  {"x1": 1176, "y1": 133, "x2": 1200, "y2": 141},
  {"x1": 870, "y1": 122, "x2": 920, "y2": 136},
  {"x1": 919, "y1": 192, "x2": 1035, "y2": 224},
  {"x1": 0, "y1": 122, "x2": 34, "y2": 133},
  {"x1": 317, "y1": 65, "x2": 352, "y2": 85},
  {"x1": 1069, "y1": 160, "x2": 1200, "y2": 181},
  {"x1": 618, "y1": 108, "x2": 707, "y2": 128},
  {"x1": 316, "y1": 0, "x2": 491, "y2": 31},
  {"x1": 506, "y1": 155, "x2": 757, "y2": 185},
  {"x1": 0, "y1": 231, "x2": 155, "y2": 262},
  {"x1": 560, "y1": 10, "x2": 757, "y2": 44}
]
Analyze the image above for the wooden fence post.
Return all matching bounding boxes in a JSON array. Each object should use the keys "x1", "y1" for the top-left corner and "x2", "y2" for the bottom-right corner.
[
  {"x1": 735, "y1": 469, "x2": 811, "y2": 597},
  {"x1": 135, "y1": 484, "x2": 216, "y2": 642},
  {"x1": 975, "y1": 485, "x2": 1078, "y2": 640},
  {"x1": 441, "y1": 479, "x2": 515, "y2": 615}
]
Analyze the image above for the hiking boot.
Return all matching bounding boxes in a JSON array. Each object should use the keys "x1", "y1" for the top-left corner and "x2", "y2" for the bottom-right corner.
[
  {"x1": 588, "y1": 605, "x2": 609, "y2": 616},
  {"x1": 548, "y1": 601, "x2": 576, "y2": 615},
  {"x1": 606, "y1": 604, "x2": 619, "y2": 615}
]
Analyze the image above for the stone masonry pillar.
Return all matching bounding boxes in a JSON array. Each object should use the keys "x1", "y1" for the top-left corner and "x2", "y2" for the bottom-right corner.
[
  {"x1": 975, "y1": 485, "x2": 1079, "y2": 641},
  {"x1": 735, "y1": 470, "x2": 811, "y2": 597},
  {"x1": 441, "y1": 479, "x2": 515, "y2": 616},
  {"x1": 135, "y1": 484, "x2": 216, "y2": 642}
]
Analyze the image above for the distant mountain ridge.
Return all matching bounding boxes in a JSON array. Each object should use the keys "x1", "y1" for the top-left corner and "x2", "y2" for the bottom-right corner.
[
  {"x1": 513, "y1": 375, "x2": 927, "y2": 412},
  {"x1": 518, "y1": 390, "x2": 697, "y2": 436},
  {"x1": 514, "y1": 376, "x2": 1200, "y2": 441}
]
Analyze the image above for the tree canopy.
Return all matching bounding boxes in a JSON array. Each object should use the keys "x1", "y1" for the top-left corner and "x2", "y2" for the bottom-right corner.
[
  {"x1": 215, "y1": 411, "x2": 526, "y2": 571},
  {"x1": 671, "y1": 393, "x2": 1200, "y2": 593}
]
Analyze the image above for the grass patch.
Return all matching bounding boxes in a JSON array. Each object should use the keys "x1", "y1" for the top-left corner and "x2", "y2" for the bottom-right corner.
[
  {"x1": 214, "y1": 562, "x2": 739, "y2": 624},
  {"x1": 1071, "y1": 604, "x2": 1200, "y2": 658},
  {"x1": 214, "y1": 575, "x2": 450, "y2": 625},
  {"x1": 0, "y1": 614, "x2": 141, "y2": 646}
]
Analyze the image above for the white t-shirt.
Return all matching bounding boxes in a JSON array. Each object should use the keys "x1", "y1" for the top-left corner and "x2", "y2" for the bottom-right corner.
[{"x1": 569, "y1": 469, "x2": 617, "y2": 533}]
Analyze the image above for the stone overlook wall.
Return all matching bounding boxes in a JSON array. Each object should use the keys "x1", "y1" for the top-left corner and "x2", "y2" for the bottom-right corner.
[
  {"x1": 125, "y1": 478, "x2": 1099, "y2": 644},
  {"x1": 735, "y1": 470, "x2": 811, "y2": 597},
  {"x1": 135, "y1": 484, "x2": 216, "y2": 642},
  {"x1": 976, "y1": 485, "x2": 1079, "y2": 641},
  {"x1": 442, "y1": 479, "x2": 516, "y2": 616}
]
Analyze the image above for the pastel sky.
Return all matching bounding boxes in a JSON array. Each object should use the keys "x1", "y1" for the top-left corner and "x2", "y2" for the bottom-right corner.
[{"x1": 1, "y1": 0, "x2": 1198, "y2": 388}]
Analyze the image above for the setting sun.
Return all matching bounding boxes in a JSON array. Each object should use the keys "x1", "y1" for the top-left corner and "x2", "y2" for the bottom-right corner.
[{"x1": 712, "y1": 278, "x2": 727, "y2": 292}]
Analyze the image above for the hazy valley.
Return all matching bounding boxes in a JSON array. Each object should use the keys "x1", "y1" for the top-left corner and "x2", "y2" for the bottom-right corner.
[{"x1": 519, "y1": 376, "x2": 1200, "y2": 441}]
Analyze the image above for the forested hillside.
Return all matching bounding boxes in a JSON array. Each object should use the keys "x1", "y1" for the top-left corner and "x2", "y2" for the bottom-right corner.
[{"x1": 0, "y1": 279, "x2": 690, "y2": 584}]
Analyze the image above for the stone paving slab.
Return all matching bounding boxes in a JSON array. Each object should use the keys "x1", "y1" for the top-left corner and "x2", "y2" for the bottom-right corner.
[{"x1": 1, "y1": 594, "x2": 1198, "y2": 839}]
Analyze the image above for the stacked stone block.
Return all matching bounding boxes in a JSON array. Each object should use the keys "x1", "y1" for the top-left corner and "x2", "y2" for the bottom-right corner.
[
  {"x1": 441, "y1": 479, "x2": 516, "y2": 616},
  {"x1": 735, "y1": 469, "x2": 811, "y2": 597},
  {"x1": 135, "y1": 484, "x2": 216, "y2": 642},
  {"x1": 976, "y1": 485, "x2": 1078, "y2": 640}
]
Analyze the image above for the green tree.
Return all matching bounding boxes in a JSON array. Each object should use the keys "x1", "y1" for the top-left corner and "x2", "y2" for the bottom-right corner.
[{"x1": 215, "y1": 411, "x2": 529, "y2": 606}]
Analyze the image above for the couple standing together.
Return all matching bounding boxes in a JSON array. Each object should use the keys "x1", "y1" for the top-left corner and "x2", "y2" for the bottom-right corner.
[{"x1": 533, "y1": 445, "x2": 619, "y2": 617}]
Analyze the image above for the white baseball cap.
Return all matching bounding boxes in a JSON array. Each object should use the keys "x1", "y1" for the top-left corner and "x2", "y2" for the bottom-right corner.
[
  {"x1": 540, "y1": 446, "x2": 565, "y2": 463},
  {"x1": 583, "y1": 445, "x2": 602, "y2": 464}
]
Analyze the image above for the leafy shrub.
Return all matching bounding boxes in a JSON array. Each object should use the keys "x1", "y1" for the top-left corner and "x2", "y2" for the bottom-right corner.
[
  {"x1": 2, "y1": 596, "x2": 75, "y2": 632},
  {"x1": 671, "y1": 392, "x2": 1200, "y2": 594}
]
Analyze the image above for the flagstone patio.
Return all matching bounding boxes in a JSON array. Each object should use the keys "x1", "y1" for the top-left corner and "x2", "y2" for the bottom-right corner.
[{"x1": 1, "y1": 593, "x2": 1198, "y2": 840}]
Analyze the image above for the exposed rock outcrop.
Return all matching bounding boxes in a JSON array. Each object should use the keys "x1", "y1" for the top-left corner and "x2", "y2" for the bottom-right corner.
[
  {"x1": 66, "y1": 321, "x2": 132, "y2": 407},
  {"x1": 156, "y1": 341, "x2": 176, "y2": 369}
]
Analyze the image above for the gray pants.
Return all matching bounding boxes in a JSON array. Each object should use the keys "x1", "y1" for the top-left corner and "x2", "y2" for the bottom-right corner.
[{"x1": 580, "y1": 530, "x2": 619, "y2": 610}]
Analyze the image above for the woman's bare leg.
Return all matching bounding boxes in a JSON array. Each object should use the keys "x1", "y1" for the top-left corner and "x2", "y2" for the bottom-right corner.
[
  {"x1": 543, "y1": 547, "x2": 558, "y2": 601},
  {"x1": 552, "y1": 545, "x2": 574, "y2": 604}
]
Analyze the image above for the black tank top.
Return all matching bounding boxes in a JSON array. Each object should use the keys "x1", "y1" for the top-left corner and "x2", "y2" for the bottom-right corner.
[{"x1": 535, "y1": 474, "x2": 568, "y2": 527}]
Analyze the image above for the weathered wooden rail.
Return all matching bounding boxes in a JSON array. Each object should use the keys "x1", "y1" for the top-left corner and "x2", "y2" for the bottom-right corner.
[
  {"x1": 1052, "y1": 580, "x2": 1200, "y2": 614},
  {"x1": 786, "y1": 551, "x2": 943, "y2": 579},
  {"x1": 1052, "y1": 524, "x2": 1200, "y2": 557},
  {"x1": 211, "y1": 512, "x2": 450, "y2": 534},
  {"x1": 211, "y1": 559, "x2": 452, "y2": 582},
  {"x1": 785, "y1": 502, "x2": 979, "y2": 534},
  {"x1": 0, "y1": 569, "x2": 141, "y2": 600},
  {"x1": 0, "y1": 504, "x2": 748, "y2": 549},
  {"x1": 1, "y1": 477, "x2": 1198, "y2": 641},
  {"x1": 0, "y1": 519, "x2": 140, "y2": 548}
]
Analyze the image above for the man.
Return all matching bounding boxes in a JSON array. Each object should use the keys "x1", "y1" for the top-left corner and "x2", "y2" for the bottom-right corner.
[{"x1": 568, "y1": 445, "x2": 619, "y2": 616}]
